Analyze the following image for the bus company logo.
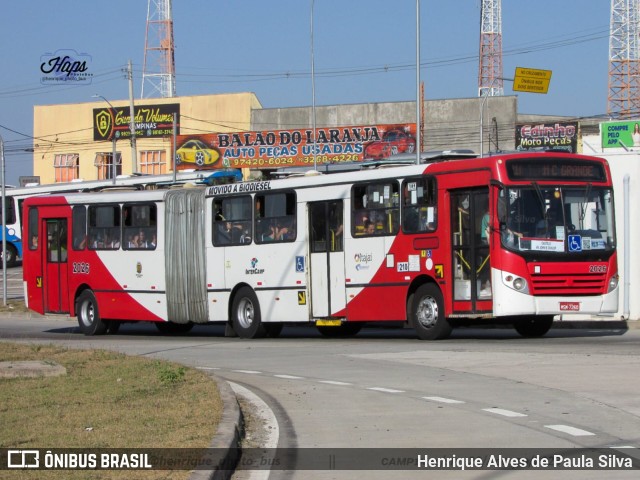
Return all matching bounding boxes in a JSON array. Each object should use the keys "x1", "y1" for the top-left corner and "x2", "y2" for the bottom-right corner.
[
  {"x1": 136, "y1": 262, "x2": 143, "y2": 277},
  {"x1": 354, "y1": 252, "x2": 373, "y2": 271},
  {"x1": 40, "y1": 49, "x2": 93, "y2": 85},
  {"x1": 246, "y1": 258, "x2": 265, "y2": 275}
]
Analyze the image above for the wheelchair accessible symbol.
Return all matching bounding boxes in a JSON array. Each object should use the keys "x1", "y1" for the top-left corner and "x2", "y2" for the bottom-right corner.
[
  {"x1": 568, "y1": 235, "x2": 582, "y2": 252},
  {"x1": 296, "y1": 256, "x2": 305, "y2": 272}
]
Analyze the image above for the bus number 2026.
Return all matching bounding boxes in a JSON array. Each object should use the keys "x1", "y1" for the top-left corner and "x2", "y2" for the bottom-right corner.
[{"x1": 72, "y1": 262, "x2": 90, "y2": 274}]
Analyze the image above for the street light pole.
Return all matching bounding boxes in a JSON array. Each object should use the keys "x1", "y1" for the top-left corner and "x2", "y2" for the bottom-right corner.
[
  {"x1": 0, "y1": 133, "x2": 7, "y2": 305},
  {"x1": 479, "y1": 92, "x2": 489, "y2": 157},
  {"x1": 92, "y1": 95, "x2": 117, "y2": 184}
]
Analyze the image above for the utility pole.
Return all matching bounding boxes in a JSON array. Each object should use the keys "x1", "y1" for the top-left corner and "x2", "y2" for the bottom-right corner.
[{"x1": 128, "y1": 60, "x2": 138, "y2": 172}]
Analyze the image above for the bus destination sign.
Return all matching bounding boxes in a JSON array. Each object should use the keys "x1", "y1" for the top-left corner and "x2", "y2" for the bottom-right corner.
[{"x1": 507, "y1": 159, "x2": 606, "y2": 182}]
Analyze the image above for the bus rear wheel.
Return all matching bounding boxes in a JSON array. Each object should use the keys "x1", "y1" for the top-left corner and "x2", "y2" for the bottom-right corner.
[
  {"x1": 1, "y1": 244, "x2": 17, "y2": 268},
  {"x1": 513, "y1": 315, "x2": 554, "y2": 337},
  {"x1": 231, "y1": 287, "x2": 266, "y2": 339},
  {"x1": 410, "y1": 284, "x2": 452, "y2": 340},
  {"x1": 76, "y1": 290, "x2": 107, "y2": 336}
]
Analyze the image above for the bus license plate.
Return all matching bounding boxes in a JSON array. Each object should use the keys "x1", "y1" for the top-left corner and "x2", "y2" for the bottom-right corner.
[{"x1": 559, "y1": 302, "x2": 580, "y2": 311}]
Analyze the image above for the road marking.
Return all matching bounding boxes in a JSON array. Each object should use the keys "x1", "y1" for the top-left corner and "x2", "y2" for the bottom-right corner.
[
  {"x1": 197, "y1": 366, "x2": 220, "y2": 371},
  {"x1": 367, "y1": 387, "x2": 404, "y2": 393},
  {"x1": 483, "y1": 408, "x2": 528, "y2": 418},
  {"x1": 233, "y1": 369, "x2": 262, "y2": 374},
  {"x1": 319, "y1": 380, "x2": 352, "y2": 386},
  {"x1": 423, "y1": 396, "x2": 465, "y2": 404},
  {"x1": 274, "y1": 374, "x2": 304, "y2": 380},
  {"x1": 545, "y1": 425, "x2": 595, "y2": 436}
]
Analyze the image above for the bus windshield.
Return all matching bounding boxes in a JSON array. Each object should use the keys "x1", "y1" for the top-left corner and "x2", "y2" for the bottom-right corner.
[{"x1": 499, "y1": 185, "x2": 615, "y2": 254}]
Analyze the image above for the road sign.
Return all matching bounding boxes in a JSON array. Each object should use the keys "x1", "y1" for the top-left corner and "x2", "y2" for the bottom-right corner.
[{"x1": 513, "y1": 67, "x2": 552, "y2": 94}]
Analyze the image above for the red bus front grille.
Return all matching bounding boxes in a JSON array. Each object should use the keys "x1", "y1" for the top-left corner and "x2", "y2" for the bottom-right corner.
[{"x1": 529, "y1": 273, "x2": 607, "y2": 295}]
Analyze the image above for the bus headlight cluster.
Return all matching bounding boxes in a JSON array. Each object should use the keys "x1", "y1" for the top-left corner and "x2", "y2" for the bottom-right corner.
[
  {"x1": 608, "y1": 275, "x2": 619, "y2": 292},
  {"x1": 502, "y1": 272, "x2": 529, "y2": 294}
]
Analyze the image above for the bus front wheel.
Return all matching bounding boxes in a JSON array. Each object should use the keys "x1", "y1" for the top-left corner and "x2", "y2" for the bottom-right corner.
[
  {"x1": 76, "y1": 290, "x2": 108, "y2": 336},
  {"x1": 231, "y1": 287, "x2": 266, "y2": 339},
  {"x1": 410, "y1": 284, "x2": 452, "y2": 340},
  {"x1": 513, "y1": 315, "x2": 554, "y2": 337}
]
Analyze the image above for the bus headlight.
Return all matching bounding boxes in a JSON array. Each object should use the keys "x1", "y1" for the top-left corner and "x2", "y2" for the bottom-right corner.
[
  {"x1": 502, "y1": 272, "x2": 529, "y2": 294},
  {"x1": 608, "y1": 275, "x2": 619, "y2": 292}
]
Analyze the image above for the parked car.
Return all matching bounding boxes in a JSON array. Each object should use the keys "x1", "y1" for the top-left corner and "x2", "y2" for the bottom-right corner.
[
  {"x1": 175, "y1": 139, "x2": 220, "y2": 166},
  {"x1": 364, "y1": 128, "x2": 416, "y2": 159}
]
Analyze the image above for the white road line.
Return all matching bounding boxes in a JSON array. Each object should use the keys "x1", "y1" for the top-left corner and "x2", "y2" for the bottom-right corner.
[
  {"x1": 196, "y1": 367, "x2": 220, "y2": 371},
  {"x1": 422, "y1": 396, "x2": 465, "y2": 404},
  {"x1": 233, "y1": 369, "x2": 262, "y2": 374},
  {"x1": 273, "y1": 374, "x2": 304, "y2": 380},
  {"x1": 483, "y1": 408, "x2": 528, "y2": 418},
  {"x1": 229, "y1": 382, "x2": 279, "y2": 480},
  {"x1": 319, "y1": 380, "x2": 352, "y2": 386},
  {"x1": 545, "y1": 425, "x2": 595, "y2": 436},
  {"x1": 367, "y1": 387, "x2": 405, "y2": 393}
]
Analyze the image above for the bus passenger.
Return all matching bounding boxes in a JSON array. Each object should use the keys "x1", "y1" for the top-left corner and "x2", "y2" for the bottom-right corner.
[{"x1": 364, "y1": 220, "x2": 375, "y2": 235}]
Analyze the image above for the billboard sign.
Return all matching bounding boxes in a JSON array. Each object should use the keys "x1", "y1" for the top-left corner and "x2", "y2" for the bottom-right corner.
[
  {"x1": 93, "y1": 103, "x2": 180, "y2": 141},
  {"x1": 513, "y1": 67, "x2": 552, "y2": 94},
  {"x1": 515, "y1": 122, "x2": 578, "y2": 153},
  {"x1": 173, "y1": 124, "x2": 417, "y2": 171},
  {"x1": 600, "y1": 120, "x2": 640, "y2": 148}
]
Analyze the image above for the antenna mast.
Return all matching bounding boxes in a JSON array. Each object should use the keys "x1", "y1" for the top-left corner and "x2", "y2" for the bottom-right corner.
[
  {"x1": 608, "y1": 0, "x2": 640, "y2": 118},
  {"x1": 478, "y1": 0, "x2": 504, "y2": 97},
  {"x1": 142, "y1": 0, "x2": 176, "y2": 98}
]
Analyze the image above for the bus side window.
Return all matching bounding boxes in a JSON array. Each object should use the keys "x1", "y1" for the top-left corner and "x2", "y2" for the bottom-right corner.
[
  {"x1": 123, "y1": 204, "x2": 157, "y2": 250},
  {"x1": 88, "y1": 205, "x2": 121, "y2": 250},
  {"x1": 402, "y1": 176, "x2": 437, "y2": 233},
  {"x1": 213, "y1": 196, "x2": 252, "y2": 246},
  {"x1": 255, "y1": 192, "x2": 296, "y2": 244},
  {"x1": 28, "y1": 207, "x2": 39, "y2": 251},
  {"x1": 72, "y1": 206, "x2": 87, "y2": 250},
  {"x1": 352, "y1": 181, "x2": 399, "y2": 236}
]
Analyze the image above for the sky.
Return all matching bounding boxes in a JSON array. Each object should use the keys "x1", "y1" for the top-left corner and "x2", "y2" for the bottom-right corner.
[{"x1": 0, "y1": 0, "x2": 611, "y2": 185}]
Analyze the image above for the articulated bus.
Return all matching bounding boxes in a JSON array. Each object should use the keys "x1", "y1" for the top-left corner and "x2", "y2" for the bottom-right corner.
[
  {"x1": 1, "y1": 171, "x2": 221, "y2": 268},
  {"x1": 22, "y1": 151, "x2": 618, "y2": 340}
]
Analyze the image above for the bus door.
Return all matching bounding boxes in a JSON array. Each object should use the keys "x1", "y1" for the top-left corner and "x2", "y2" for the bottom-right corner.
[
  {"x1": 308, "y1": 201, "x2": 346, "y2": 317},
  {"x1": 43, "y1": 218, "x2": 70, "y2": 313},
  {"x1": 451, "y1": 189, "x2": 490, "y2": 311}
]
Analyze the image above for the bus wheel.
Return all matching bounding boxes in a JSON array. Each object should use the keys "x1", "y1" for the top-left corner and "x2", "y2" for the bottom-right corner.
[
  {"x1": 264, "y1": 323, "x2": 284, "y2": 338},
  {"x1": 232, "y1": 287, "x2": 266, "y2": 339},
  {"x1": 155, "y1": 322, "x2": 194, "y2": 335},
  {"x1": 2, "y1": 245, "x2": 17, "y2": 268},
  {"x1": 513, "y1": 315, "x2": 554, "y2": 337},
  {"x1": 317, "y1": 323, "x2": 362, "y2": 338},
  {"x1": 411, "y1": 284, "x2": 452, "y2": 340},
  {"x1": 76, "y1": 290, "x2": 107, "y2": 336}
]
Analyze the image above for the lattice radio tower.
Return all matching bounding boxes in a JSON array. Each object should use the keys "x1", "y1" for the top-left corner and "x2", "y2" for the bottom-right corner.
[
  {"x1": 608, "y1": 0, "x2": 640, "y2": 118},
  {"x1": 478, "y1": 0, "x2": 504, "y2": 97},
  {"x1": 141, "y1": 0, "x2": 176, "y2": 98}
]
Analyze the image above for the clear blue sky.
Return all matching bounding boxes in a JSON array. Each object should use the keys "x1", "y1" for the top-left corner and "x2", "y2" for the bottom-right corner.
[{"x1": 0, "y1": 0, "x2": 610, "y2": 185}]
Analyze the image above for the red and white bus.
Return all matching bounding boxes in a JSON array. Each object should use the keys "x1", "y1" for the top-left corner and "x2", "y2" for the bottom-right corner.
[{"x1": 22, "y1": 151, "x2": 618, "y2": 339}]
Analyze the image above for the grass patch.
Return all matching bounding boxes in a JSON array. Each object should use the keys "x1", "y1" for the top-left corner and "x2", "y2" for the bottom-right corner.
[
  {"x1": 0, "y1": 300, "x2": 30, "y2": 314},
  {"x1": 0, "y1": 342, "x2": 223, "y2": 479}
]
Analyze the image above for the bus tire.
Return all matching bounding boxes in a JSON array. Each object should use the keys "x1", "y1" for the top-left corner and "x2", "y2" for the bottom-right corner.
[
  {"x1": 2, "y1": 244, "x2": 17, "y2": 268},
  {"x1": 231, "y1": 287, "x2": 266, "y2": 339},
  {"x1": 155, "y1": 322, "x2": 194, "y2": 335},
  {"x1": 411, "y1": 284, "x2": 452, "y2": 340},
  {"x1": 513, "y1": 315, "x2": 554, "y2": 337},
  {"x1": 76, "y1": 290, "x2": 107, "y2": 336},
  {"x1": 317, "y1": 323, "x2": 362, "y2": 338}
]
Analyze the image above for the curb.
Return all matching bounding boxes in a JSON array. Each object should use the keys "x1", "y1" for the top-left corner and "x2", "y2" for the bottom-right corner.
[{"x1": 189, "y1": 377, "x2": 243, "y2": 480}]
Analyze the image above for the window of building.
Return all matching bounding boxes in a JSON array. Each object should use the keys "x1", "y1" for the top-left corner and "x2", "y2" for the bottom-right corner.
[
  {"x1": 255, "y1": 192, "x2": 296, "y2": 243},
  {"x1": 139, "y1": 150, "x2": 167, "y2": 175},
  {"x1": 94, "y1": 152, "x2": 122, "y2": 180},
  {"x1": 213, "y1": 196, "x2": 252, "y2": 246},
  {"x1": 88, "y1": 205, "x2": 121, "y2": 250},
  {"x1": 123, "y1": 204, "x2": 157, "y2": 249},
  {"x1": 401, "y1": 176, "x2": 437, "y2": 233},
  {"x1": 54, "y1": 154, "x2": 79, "y2": 183},
  {"x1": 352, "y1": 181, "x2": 400, "y2": 236}
]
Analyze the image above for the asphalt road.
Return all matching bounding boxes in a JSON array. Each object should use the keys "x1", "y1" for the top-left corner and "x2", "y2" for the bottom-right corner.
[
  {"x1": 0, "y1": 262, "x2": 24, "y2": 301},
  {"x1": 1, "y1": 314, "x2": 639, "y2": 479}
]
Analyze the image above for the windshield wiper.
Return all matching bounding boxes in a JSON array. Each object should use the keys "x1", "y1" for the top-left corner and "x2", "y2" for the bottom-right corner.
[{"x1": 579, "y1": 183, "x2": 592, "y2": 223}]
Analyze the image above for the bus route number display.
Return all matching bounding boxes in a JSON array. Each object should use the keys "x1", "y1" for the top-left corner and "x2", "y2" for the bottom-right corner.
[{"x1": 507, "y1": 159, "x2": 606, "y2": 182}]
